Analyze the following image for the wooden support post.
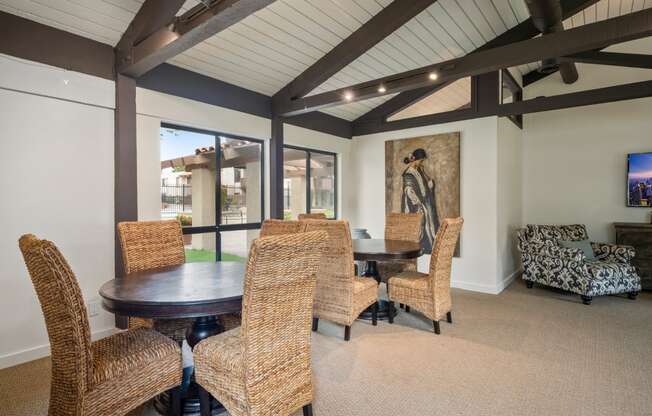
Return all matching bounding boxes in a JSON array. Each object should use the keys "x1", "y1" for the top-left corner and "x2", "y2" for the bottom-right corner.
[{"x1": 270, "y1": 116, "x2": 284, "y2": 219}]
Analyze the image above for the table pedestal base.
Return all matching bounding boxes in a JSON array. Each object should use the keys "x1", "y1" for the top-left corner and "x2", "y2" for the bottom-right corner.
[
  {"x1": 357, "y1": 260, "x2": 396, "y2": 321},
  {"x1": 154, "y1": 316, "x2": 226, "y2": 416}
]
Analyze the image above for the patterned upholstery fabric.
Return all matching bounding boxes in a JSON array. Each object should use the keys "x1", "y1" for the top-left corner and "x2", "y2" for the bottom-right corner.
[{"x1": 518, "y1": 224, "x2": 641, "y2": 298}]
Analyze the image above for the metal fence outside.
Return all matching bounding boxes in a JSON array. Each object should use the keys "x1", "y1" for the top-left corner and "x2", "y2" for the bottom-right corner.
[{"x1": 161, "y1": 185, "x2": 248, "y2": 224}]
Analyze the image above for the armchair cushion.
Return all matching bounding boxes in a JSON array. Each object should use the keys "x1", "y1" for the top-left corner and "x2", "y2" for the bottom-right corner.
[
  {"x1": 591, "y1": 242, "x2": 636, "y2": 263},
  {"x1": 559, "y1": 239, "x2": 595, "y2": 260}
]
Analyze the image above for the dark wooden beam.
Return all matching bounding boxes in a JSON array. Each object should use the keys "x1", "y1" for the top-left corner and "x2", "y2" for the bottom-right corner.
[
  {"x1": 114, "y1": 0, "x2": 185, "y2": 65},
  {"x1": 285, "y1": 112, "x2": 352, "y2": 139},
  {"x1": 560, "y1": 51, "x2": 652, "y2": 69},
  {"x1": 355, "y1": 0, "x2": 598, "y2": 122},
  {"x1": 272, "y1": 0, "x2": 437, "y2": 108},
  {"x1": 497, "y1": 79, "x2": 652, "y2": 116},
  {"x1": 270, "y1": 116, "x2": 284, "y2": 219},
  {"x1": 114, "y1": 74, "x2": 138, "y2": 329},
  {"x1": 0, "y1": 11, "x2": 114, "y2": 80},
  {"x1": 119, "y1": 0, "x2": 275, "y2": 77},
  {"x1": 281, "y1": 7, "x2": 652, "y2": 116},
  {"x1": 353, "y1": 72, "x2": 499, "y2": 136}
]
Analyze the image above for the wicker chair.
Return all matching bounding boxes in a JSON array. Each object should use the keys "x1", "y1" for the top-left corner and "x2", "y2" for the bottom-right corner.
[
  {"x1": 387, "y1": 217, "x2": 463, "y2": 335},
  {"x1": 118, "y1": 220, "x2": 239, "y2": 341},
  {"x1": 259, "y1": 219, "x2": 302, "y2": 237},
  {"x1": 194, "y1": 231, "x2": 329, "y2": 416},
  {"x1": 303, "y1": 220, "x2": 379, "y2": 341},
  {"x1": 377, "y1": 212, "x2": 423, "y2": 284},
  {"x1": 298, "y1": 213, "x2": 327, "y2": 220},
  {"x1": 18, "y1": 234, "x2": 183, "y2": 416}
]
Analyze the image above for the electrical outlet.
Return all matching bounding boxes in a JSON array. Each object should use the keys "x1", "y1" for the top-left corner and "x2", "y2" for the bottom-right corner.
[{"x1": 87, "y1": 298, "x2": 100, "y2": 317}]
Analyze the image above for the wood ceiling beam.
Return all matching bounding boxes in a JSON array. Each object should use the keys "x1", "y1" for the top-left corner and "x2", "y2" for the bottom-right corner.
[
  {"x1": 354, "y1": 0, "x2": 599, "y2": 123},
  {"x1": 559, "y1": 51, "x2": 652, "y2": 69},
  {"x1": 118, "y1": 0, "x2": 275, "y2": 77},
  {"x1": 280, "y1": 7, "x2": 652, "y2": 117},
  {"x1": 271, "y1": 0, "x2": 437, "y2": 109},
  {"x1": 497, "y1": 79, "x2": 652, "y2": 116},
  {"x1": 115, "y1": 0, "x2": 185, "y2": 63}
]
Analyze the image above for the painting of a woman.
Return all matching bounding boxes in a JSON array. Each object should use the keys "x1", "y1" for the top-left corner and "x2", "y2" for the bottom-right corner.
[{"x1": 401, "y1": 148, "x2": 439, "y2": 253}]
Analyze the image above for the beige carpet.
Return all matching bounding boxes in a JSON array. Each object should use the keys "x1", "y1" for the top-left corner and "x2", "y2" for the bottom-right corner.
[{"x1": 2, "y1": 280, "x2": 651, "y2": 416}]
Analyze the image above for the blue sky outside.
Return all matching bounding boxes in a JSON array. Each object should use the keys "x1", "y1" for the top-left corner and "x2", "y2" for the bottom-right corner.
[{"x1": 160, "y1": 127, "x2": 215, "y2": 162}]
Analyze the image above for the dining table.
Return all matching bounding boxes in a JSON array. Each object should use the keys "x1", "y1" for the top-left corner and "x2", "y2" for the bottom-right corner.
[
  {"x1": 352, "y1": 238, "x2": 422, "y2": 320},
  {"x1": 99, "y1": 261, "x2": 245, "y2": 416}
]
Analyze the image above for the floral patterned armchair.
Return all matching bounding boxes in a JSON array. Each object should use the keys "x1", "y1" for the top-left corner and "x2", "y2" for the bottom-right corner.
[{"x1": 517, "y1": 224, "x2": 641, "y2": 305}]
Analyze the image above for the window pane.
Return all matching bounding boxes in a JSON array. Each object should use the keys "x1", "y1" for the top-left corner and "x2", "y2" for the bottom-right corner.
[
  {"x1": 220, "y1": 136, "x2": 262, "y2": 224},
  {"x1": 310, "y1": 153, "x2": 336, "y2": 219},
  {"x1": 283, "y1": 148, "x2": 307, "y2": 220},
  {"x1": 219, "y1": 230, "x2": 250, "y2": 263},
  {"x1": 160, "y1": 127, "x2": 216, "y2": 227},
  {"x1": 185, "y1": 232, "x2": 217, "y2": 263}
]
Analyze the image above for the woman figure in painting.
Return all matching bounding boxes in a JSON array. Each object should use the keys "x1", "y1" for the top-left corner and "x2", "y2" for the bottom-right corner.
[{"x1": 401, "y1": 148, "x2": 439, "y2": 252}]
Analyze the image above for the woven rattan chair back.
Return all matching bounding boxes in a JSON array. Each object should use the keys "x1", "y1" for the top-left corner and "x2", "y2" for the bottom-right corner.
[
  {"x1": 302, "y1": 219, "x2": 355, "y2": 287},
  {"x1": 385, "y1": 212, "x2": 423, "y2": 242},
  {"x1": 428, "y1": 218, "x2": 464, "y2": 317},
  {"x1": 117, "y1": 220, "x2": 185, "y2": 274},
  {"x1": 259, "y1": 219, "x2": 302, "y2": 237},
  {"x1": 19, "y1": 234, "x2": 92, "y2": 415},
  {"x1": 298, "y1": 213, "x2": 327, "y2": 220},
  {"x1": 239, "y1": 230, "x2": 328, "y2": 414}
]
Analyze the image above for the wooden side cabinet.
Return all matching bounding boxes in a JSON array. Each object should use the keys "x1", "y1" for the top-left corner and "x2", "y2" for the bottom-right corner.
[{"x1": 614, "y1": 222, "x2": 652, "y2": 291}]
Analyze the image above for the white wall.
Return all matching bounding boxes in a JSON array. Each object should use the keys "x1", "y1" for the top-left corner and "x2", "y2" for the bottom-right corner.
[
  {"x1": 522, "y1": 38, "x2": 652, "y2": 242},
  {"x1": 351, "y1": 117, "x2": 510, "y2": 294},
  {"x1": 497, "y1": 118, "x2": 523, "y2": 289},
  {"x1": 0, "y1": 55, "x2": 117, "y2": 368}
]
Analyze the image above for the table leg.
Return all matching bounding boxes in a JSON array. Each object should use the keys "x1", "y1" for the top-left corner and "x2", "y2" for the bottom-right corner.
[
  {"x1": 359, "y1": 260, "x2": 396, "y2": 321},
  {"x1": 154, "y1": 316, "x2": 225, "y2": 416}
]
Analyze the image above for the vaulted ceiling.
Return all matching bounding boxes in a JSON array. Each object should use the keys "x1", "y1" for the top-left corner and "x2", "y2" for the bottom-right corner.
[{"x1": 2, "y1": 0, "x2": 650, "y2": 121}]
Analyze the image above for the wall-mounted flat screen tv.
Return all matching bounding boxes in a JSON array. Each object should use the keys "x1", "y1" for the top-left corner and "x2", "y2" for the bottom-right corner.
[{"x1": 627, "y1": 152, "x2": 652, "y2": 207}]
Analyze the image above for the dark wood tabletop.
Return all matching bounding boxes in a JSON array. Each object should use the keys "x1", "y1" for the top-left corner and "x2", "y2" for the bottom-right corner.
[
  {"x1": 99, "y1": 261, "x2": 245, "y2": 319},
  {"x1": 352, "y1": 238, "x2": 422, "y2": 261}
]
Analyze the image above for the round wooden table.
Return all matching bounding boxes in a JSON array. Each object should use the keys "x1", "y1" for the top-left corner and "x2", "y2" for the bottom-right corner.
[
  {"x1": 99, "y1": 261, "x2": 245, "y2": 416},
  {"x1": 352, "y1": 239, "x2": 422, "y2": 320}
]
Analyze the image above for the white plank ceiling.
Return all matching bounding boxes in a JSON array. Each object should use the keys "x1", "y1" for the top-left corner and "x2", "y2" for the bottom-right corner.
[{"x1": 1, "y1": 0, "x2": 650, "y2": 122}]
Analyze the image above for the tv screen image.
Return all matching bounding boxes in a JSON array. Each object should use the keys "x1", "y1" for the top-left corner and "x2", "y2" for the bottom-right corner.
[{"x1": 627, "y1": 152, "x2": 652, "y2": 207}]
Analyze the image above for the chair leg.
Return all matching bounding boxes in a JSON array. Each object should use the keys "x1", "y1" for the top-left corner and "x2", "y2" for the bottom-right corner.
[
  {"x1": 405, "y1": 305, "x2": 410, "y2": 313},
  {"x1": 344, "y1": 325, "x2": 351, "y2": 341},
  {"x1": 198, "y1": 385, "x2": 212, "y2": 416},
  {"x1": 628, "y1": 291, "x2": 639, "y2": 300},
  {"x1": 372, "y1": 302, "x2": 378, "y2": 326},
  {"x1": 303, "y1": 403, "x2": 314, "y2": 416},
  {"x1": 168, "y1": 386, "x2": 182, "y2": 416},
  {"x1": 433, "y1": 320, "x2": 441, "y2": 335},
  {"x1": 388, "y1": 301, "x2": 395, "y2": 324},
  {"x1": 312, "y1": 317, "x2": 319, "y2": 332},
  {"x1": 446, "y1": 311, "x2": 452, "y2": 324},
  {"x1": 581, "y1": 295, "x2": 592, "y2": 305},
  {"x1": 526, "y1": 281, "x2": 534, "y2": 289}
]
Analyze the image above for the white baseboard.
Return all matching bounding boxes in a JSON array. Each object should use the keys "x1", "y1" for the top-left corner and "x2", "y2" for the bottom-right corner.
[
  {"x1": 0, "y1": 327, "x2": 117, "y2": 370},
  {"x1": 452, "y1": 269, "x2": 522, "y2": 295}
]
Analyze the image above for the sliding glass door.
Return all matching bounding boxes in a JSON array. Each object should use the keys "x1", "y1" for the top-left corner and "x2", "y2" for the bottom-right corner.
[{"x1": 160, "y1": 123, "x2": 264, "y2": 262}]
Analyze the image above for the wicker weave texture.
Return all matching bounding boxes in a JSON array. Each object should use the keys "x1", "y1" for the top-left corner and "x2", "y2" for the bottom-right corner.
[
  {"x1": 195, "y1": 231, "x2": 328, "y2": 416},
  {"x1": 378, "y1": 212, "x2": 423, "y2": 281},
  {"x1": 388, "y1": 218, "x2": 464, "y2": 321},
  {"x1": 18, "y1": 234, "x2": 182, "y2": 416},
  {"x1": 302, "y1": 220, "x2": 378, "y2": 327},
  {"x1": 259, "y1": 219, "x2": 302, "y2": 237},
  {"x1": 298, "y1": 213, "x2": 328, "y2": 220}
]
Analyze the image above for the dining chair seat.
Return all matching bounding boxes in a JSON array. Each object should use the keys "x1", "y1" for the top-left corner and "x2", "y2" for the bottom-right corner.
[
  {"x1": 353, "y1": 276, "x2": 378, "y2": 294},
  {"x1": 389, "y1": 271, "x2": 429, "y2": 291}
]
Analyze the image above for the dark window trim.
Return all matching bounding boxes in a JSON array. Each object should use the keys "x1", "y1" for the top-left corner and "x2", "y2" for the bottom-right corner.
[
  {"x1": 161, "y1": 122, "x2": 265, "y2": 261},
  {"x1": 283, "y1": 144, "x2": 338, "y2": 219}
]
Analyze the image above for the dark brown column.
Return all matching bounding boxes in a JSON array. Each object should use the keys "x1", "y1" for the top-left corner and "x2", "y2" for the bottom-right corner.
[
  {"x1": 270, "y1": 116, "x2": 284, "y2": 219},
  {"x1": 114, "y1": 74, "x2": 138, "y2": 328}
]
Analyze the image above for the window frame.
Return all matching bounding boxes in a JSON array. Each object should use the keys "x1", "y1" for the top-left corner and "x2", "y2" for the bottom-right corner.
[
  {"x1": 160, "y1": 122, "x2": 265, "y2": 261},
  {"x1": 283, "y1": 144, "x2": 338, "y2": 220}
]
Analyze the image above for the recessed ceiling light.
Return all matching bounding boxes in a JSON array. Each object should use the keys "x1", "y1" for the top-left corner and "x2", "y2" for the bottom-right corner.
[
  {"x1": 378, "y1": 85, "x2": 387, "y2": 93},
  {"x1": 344, "y1": 91, "x2": 354, "y2": 101},
  {"x1": 429, "y1": 72, "x2": 438, "y2": 80}
]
